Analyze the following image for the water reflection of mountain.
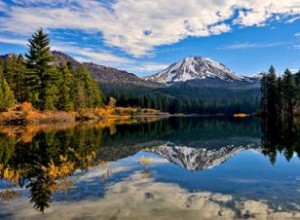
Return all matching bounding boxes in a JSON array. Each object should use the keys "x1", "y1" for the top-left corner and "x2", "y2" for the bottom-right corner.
[
  {"x1": 147, "y1": 143, "x2": 260, "y2": 171},
  {"x1": 98, "y1": 117, "x2": 261, "y2": 165},
  {"x1": 1, "y1": 117, "x2": 300, "y2": 213}
]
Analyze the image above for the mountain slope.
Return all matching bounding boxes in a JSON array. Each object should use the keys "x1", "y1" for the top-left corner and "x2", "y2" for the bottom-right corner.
[
  {"x1": 83, "y1": 62, "x2": 157, "y2": 87},
  {"x1": 145, "y1": 56, "x2": 257, "y2": 85},
  {"x1": 52, "y1": 51, "x2": 155, "y2": 87}
]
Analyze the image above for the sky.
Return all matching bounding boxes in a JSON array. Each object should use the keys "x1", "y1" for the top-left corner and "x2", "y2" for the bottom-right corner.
[{"x1": 0, "y1": 0, "x2": 300, "y2": 77}]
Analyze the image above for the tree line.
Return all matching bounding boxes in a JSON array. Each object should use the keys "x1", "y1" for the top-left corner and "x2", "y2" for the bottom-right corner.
[
  {"x1": 260, "y1": 66, "x2": 300, "y2": 117},
  {"x1": 0, "y1": 28, "x2": 103, "y2": 112},
  {"x1": 103, "y1": 84, "x2": 259, "y2": 114}
]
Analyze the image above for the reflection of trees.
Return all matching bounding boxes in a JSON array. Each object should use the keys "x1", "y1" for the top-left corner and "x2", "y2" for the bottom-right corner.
[
  {"x1": 0, "y1": 125, "x2": 104, "y2": 213},
  {"x1": 261, "y1": 116, "x2": 300, "y2": 164},
  {"x1": 27, "y1": 165, "x2": 54, "y2": 213},
  {"x1": 102, "y1": 117, "x2": 261, "y2": 149}
]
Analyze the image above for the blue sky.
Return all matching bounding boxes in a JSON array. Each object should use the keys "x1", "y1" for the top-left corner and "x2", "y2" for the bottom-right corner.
[{"x1": 0, "y1": 0, "x2": 300, "y2": 77}]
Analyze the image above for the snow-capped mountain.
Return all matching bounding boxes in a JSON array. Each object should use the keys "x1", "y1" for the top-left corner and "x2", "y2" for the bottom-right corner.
[
  {"x1": 245, "y1": 72, "x2": 264, "y2": 79},
  {"x1": 147, "y1": 143, "x2": 259, "y2": 171},
  {"x1": 145, "y1": 56, "x2": 255, "y2": 84}
]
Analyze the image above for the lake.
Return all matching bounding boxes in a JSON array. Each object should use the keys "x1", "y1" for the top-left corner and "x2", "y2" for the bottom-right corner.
[{"x1": 0, "y1": 117, "x2": 300, "y2": 219}]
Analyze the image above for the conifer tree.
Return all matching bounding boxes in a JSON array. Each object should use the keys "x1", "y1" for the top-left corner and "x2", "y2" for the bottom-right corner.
[
  {"x1": 260, "y1": 72, "x2": 267, "y2": 115},
  {"x1": 295, "y1": 69, "x2": 300, "y2": 112},
  {"x1": 276, "y1": 77, "x2": 283, "y2": 116},
  {"x1": 265, "y1": 66, "x2": 278, "y2": 116},
  {"x1": 72, "y1": 66, "x2": 102, "y2": 110},
  {"x1": 25, "y1": 28, "x2": 58, "y2": 110},
  {"x1": 282, "y1": 69, "x2": 296, "y2": 116},
  {"x1": 3, "y1": 54, "x2": 27, "y2": 102},
  {"x1": 0, "y1": 66, "x2": 15, "y2": 112},
  {"x1": 57, "y1": 62, "x2": 74, "y2": 111}
]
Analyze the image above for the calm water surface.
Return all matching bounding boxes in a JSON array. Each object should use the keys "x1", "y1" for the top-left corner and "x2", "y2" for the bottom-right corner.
[{"x1": 0, "y1": 117, "x2": 300, "y2": 219}]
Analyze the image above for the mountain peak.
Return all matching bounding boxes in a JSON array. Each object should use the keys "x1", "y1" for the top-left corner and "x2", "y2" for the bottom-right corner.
[{"x1": 145, "y1": 56, "x2": 247, "y2": 84}]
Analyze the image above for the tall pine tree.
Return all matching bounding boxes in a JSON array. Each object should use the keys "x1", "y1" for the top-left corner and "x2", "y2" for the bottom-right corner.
[
  {"x1": 3, "y1": 54, "x2": 27, "y2": 102},
  {"x1": 282, "y1": 69, "x2": 296, "y2": 116},
  {"x1": 72, "y1": 66, "x2": 102, "y2": 110},
  {"x1": 0, "y1": 66, "x2": 15, "y2": 112},
  {"x1": 57, "y1": 62, "x2": 74, "y2": 111},
  {"x1": 260, "y1": 72, "x2": 267, "y2": 115},
  {"x1": 25, "y1": 28, "x2": 58, "y2": 110},
  {"x1": 294, "y1": 69, "x2": 300, "y2": 113},
  {"x1": 266, "y1": 66, "x2": 279, "y2": 116}
]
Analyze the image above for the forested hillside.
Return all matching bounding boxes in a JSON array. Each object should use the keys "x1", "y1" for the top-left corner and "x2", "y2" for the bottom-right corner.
[{"x1": 0, "y1": 29, "x2": 103, "y2": 112}]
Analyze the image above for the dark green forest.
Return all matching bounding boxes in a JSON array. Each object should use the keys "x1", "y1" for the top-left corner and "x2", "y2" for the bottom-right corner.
[
  {"x1": 102, "y1": 83, "x2": 260, "y2": 114},
  {"x1": 0, "y1": 28, "x2": 103, "y2": 112},
  {"x1": 260, "y1": 66, "x2": 300, "y2": 117}
]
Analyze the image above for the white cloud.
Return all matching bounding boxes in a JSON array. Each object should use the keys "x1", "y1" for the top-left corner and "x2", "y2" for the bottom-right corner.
[
  {"x1": 0, "y1": 32, "x2": 167, "y2": 75},
  {"x1": 123, "y1": 62, "x2": 168, "y2": 75},
  {"x1": 218, "y1": 42, "x2": 286, "y2": 50},
  {"x1": 1, "y1": 0, "x2": 300, "y2": 57},
  {"x1": 295, "y1": 33, "x2": 300, "y2": 37},
  {"x1": 11, "y1": 0, "x2": 76, "y2": 6},
  {"x1": 52, "y1": 44, "x2": 132, "y2": 64},
  {"x1": 0, "y1": 36, "x2": 27, "y2": 46},
  {"x1": 51, "y1": 43, "x2": 167, "y2": 74}
]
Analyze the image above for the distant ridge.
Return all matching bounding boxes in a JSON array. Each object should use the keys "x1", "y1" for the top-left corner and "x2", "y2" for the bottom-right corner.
[{"x1": 51, "y1": 51, "x2": 156, "y2": 87}]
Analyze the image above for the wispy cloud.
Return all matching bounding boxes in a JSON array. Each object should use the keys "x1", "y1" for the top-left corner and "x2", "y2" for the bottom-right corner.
[
  {"x1": 1, "y1": 1, "x2": 300, "y2": 57},
  {"x1": 0, "y1": 35, "x2": 167, "y2": 74},
  {"x1": 51, "y1": 43, "x2": 167, "y2": 74},
  {"x1": 0, "y1": 36, "x2": 27, "y2": 46},
  {"x1": 218, "y1": 42, "x2": 286, "y2": 50},
  {"x1": 125, "y1": 62, "x2": 168, "y2": 75},
  {"x1": 294, "y1": 45, "x2": 300, "y2": 49},
  {"x1": 52, "y1": 44, "x2": 132, "y2": 65},
  {"x1": 295, "y1": 33, "x2": 300, "y2": 37}
]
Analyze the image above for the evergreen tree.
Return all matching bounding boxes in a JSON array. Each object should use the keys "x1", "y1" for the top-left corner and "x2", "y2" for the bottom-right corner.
[
  {"x1": 3, "y1": 54, "x2": 27, "y2": 102},
  {"x1": 25, "y1": 28, "x2": 58, "y2": 110},
  {"x1": 276, "y1": 77, "x2": 283, "y2": 116},
  {"x1": 260, "y1": 72, "x2": 267, "y2": 115},
  {"x1": 282, "y1": 69, "x2": 296, "y2": 116},
  {"x1": 265, "y1": 66, "x2": 278, "y2": 116},
  {"x1": 0, "y1": 66, "x2": 15, "y2": 112},
  {"x1": 295, "y1": 69, "x2": 300, "y2": 113},
  {"x1": 72, "y1": 66, "x2": 102, "y2": 110},
  {"x1": 57, "y1": 62, "x2": 74, "y2": 111}
]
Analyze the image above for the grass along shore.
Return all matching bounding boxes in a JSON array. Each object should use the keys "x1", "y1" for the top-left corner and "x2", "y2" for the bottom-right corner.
[{"x1": 0, "y1": 102, "x2": 169, "y2": 125}]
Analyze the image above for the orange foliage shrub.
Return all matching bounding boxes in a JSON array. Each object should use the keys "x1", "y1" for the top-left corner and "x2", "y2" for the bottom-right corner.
[
  {"x1": 20, "y1": 102, "x2": 33, "y2": 112},
  {"x1": 48, "y1": 157, "x2": 75, "y2": 179},
  {"x1": 0, "y1": 163, "x2": 20, "y2": 184}
]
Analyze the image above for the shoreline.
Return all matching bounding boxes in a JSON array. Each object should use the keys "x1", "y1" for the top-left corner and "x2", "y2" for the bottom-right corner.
[
  {"x1": 0, "y1": 106, "x2": 171, "y2": 125},
  {"x1": 0, "y1": 110, "x2": 257, "y2": 125}
]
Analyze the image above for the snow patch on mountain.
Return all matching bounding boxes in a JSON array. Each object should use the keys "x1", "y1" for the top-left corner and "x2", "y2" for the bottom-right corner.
[
  {"x1": 147, "y1": 143, "x2": 260, "y2": 171},
  {"x1": 145, "y1": 56, "x2": 256, "y2": 84}
]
